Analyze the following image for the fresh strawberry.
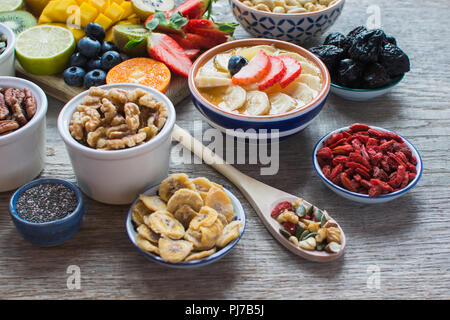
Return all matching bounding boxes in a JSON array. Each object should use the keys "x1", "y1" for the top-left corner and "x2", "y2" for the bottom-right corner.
[
  {"x1": 147, "y1": 33, "x2": 192, "y2": 78},
  {"x1": 170, "y1": 0, "x2": 214, "y2": 19},
  {"x1": 278, "y1": 56, "x2": 302, "y2": 88},
  {"x1": 171, "y1": 33, "x2": 218, "y2": 50},
  {"x1": 258, "y1": 56, "x2": 287, "y2": 90},
  {"x1": 184, "y1": 48, "x2": 201, "y2": 59},
  {"x1": 184, "y1": 19, "x2": 238, "y2": 43},
  {"x1": 232, "y1": 50, "x2": 271, "y2": 86}
]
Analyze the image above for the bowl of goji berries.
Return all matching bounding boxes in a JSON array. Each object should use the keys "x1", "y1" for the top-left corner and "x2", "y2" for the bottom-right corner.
[{"x1": 313, "y1": 123, "x2": 422, "y2": 203}]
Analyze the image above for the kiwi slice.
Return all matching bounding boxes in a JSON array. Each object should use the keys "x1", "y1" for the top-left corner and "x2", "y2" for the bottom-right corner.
[
  {"x1": 113, "y1": 24, "x2": 149, "y2": 57},
  {"x1": 0, "y1": 11, "x2": 37, "y2": 35}
]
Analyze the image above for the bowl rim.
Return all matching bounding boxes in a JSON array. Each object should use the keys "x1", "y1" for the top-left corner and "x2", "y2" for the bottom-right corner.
[
  {"x1": 57, "y1": 83, "x2": 176, "y2": 160},
  {"x1": 330, "y1": 73, "x2": 405, "y2": 92},
  {"x1": 0, "y1": 76, "x2": 48, "y2": 145},
  {"x1": 126, "y1": 183, "x2": 247, "y2": 267},
  {"x1": 312, "y1": 125, "x2": 423, "y2": 200},
  {"x1": 0, "y1": 23, "x2": 16, "y2": 61},
  {"x1": 189, "y1": 38, "x2": 331, "y2": 121},
  {"x1": 229, "y1": 0, "x2": 345, "y2": 17},
  {"x1": 9, "y1": 178, "x2": 84, "y2": 227}
]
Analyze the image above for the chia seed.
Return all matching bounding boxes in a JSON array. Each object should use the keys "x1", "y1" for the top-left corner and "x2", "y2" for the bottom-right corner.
[{"x1": 16, "y1": 183, "x2": 78, "y2": 223}]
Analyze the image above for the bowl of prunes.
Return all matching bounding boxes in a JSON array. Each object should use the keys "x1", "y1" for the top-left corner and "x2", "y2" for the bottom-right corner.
[{"x1": 309, "y1": 26, "x2": 410, "y2": 101}]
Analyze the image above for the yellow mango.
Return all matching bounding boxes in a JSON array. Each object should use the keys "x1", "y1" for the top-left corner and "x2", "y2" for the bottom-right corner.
[
  {"x1": 50, "y1": 0, "x2": 78, "y2": 22},
  {"x1": 104, "y1": 28, "x2": 113, "y2": 42},
  {"x1": 119, "y1": 1, "x2": 133, "y2": 18},
  {"x1": 89, "y1": 0, "x2": 107, "y2": 12},
  {"x1": 40, "y1": 0, "x2": 57, "y2": 19},
  {"x1": 38, "y1": 14, "x2": 52, "y2": 24},
  {"x1": 75, "y1": 0, "x2": 84, "y2": 5},
  {"x1": 112, "y1": 0, "x2": 124, "y2": 5},
  {"x1": 104, "y1": 2, "x2": 124, "y2": 23},
  {"x1": 94, "y1": 13, "x2": 113, "y2": 30},
  {"x1": 79, "y1": 2, "x2": 99, "y2": 27}
]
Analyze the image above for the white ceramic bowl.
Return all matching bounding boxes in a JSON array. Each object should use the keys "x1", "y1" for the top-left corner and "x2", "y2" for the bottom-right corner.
[
  {"x1": 330, "y1": 74, "x2": 405, "y2": 101},
  {"x1": 57, "y1": 84, "x2": 176, "y2": 205},
  {"x1": 126, "y1": 183, "x2": 246, "y2": 268},
  {"x1": 0, "y1": 23, "x2": 16, "y2": 77},
  {"x1": 0, "y1": 76, "x2": 47, "y2": 192},
  {"x1": 229, "y1": 0, "x2": 345, "y2": 44},
  {"x1": 312, "y1": 125, "x2": 422, "y2": 204}
]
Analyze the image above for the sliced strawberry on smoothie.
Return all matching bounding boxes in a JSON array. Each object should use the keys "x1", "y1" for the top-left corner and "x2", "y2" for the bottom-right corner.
[
  {"x1": 232, "y1": 50, "x2": 271, "y2": 86},
  {"x1": 258, "y1": 56, "x2": 287, "y2": 91},
  {"x1": 147, "y1": 33, "x2": 192, "y2": 78},
  {"x1": 184, "y1": 19, "x2": 238, "y2": 44},
  {"x1": 169, "y1": 0, "x2": 214, "y2": 19},
  {"x1": 278, "y1": 56, "x2": 302, "y2": 88},
  {"x1": 171, "y1": 33, "x2": 218, "y2": 50}
]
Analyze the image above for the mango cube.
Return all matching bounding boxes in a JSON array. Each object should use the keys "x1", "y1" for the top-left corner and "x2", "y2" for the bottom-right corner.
[
  {"x1": 104, "y1": 2, "x2": 124, "y2": 23},
  {"x1": 112, "y1": 0, "x2": 124, "y2": 5},
  {"x1": 120, "y1": 1, "x2": 133, "y2": 18},
  {"x1": 50, "y1": 0, "x2": 78, "y2": 22},
  {"x1": 89, "y1": 0, "x2": 107, "y2": 12},
  {"x1": 38, "y1": 14, "x2": 52, "y2": 24},
  {"x1": 79, "y1": 2, "x2": 99, "y2": 27},
  {"x1": 104, "y1": 28, "x2": 114, "y2": 42},
  {"x1": 94, "y1": 13, "x2": 113, "y2": 30}
]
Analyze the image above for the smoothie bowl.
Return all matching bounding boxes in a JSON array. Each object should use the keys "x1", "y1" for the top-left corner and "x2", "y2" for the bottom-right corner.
[{"x1": 189, "y1": 39, "x2": 331, "y2": 140}]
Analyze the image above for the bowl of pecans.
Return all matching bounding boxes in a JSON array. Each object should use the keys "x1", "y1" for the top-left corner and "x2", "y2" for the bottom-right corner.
[
  {"x1": 0, "y1": 76, "x2": 47, "y2": 192},
  {"x1": 57, "y1": 84, "x2": 176, "y2": 205}
]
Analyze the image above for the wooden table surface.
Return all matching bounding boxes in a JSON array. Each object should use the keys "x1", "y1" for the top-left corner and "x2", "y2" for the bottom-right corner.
[{"x1": 1, "y1": 0, "x2": 449, "y2": 300}]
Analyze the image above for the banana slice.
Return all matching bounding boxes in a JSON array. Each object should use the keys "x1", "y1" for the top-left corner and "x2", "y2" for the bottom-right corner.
[
  {"x1": 184, "y1": 228, "x2": 204, "y2": 250},
  {"x1": 277, "y1": 51, "x2": 309, "y2": 64},
  {"x1": 237, "y1": 45, "x2": 277, "y2": 60},
  {"x1": 244, "y1": 91, "x2": 270, "y2": 116},
  {"x1": 216, "y1": 220, "x2": 243, "y2": 248},
  {"x1": 223, "y1": 86, "x2": 247, "y2": 110},
  {"x1": 217, "y1": 212, "x2": 228, "y2": 226},
  {"x1": 285, "y1": 82, "x2": 317, "y2": 104},
  {"x1": 299, "y1": 60, "x2": 321, "y2": 76},
  {"x1": 158, "y1": 173, "x2": 196, "y2": 202},
  {"x1": 131, "y1": 201, "x2": 151, "y2": 226},
  {"x1": 200, "y1": 219, "x2": 224, "y2": 249},
  {"x1": 214, "y1": 53, "x2": 233, "y2": 73},
  {"x1": 184, "y1": 248, "x2": 216, "y2": 262},
  {"x1": 136, "y1": 234, "x2": 160, "y2": 255},
  {"x1": 269, "y1": 92, "x2": 296, "y2": 115},
  {"x1": 190, "y1": 206, "x2": 219, "y2": 230},
  {"x1": 205, "y1": 187, "x2": 235, "y2": 223},
  {"x1": 158, "y1": 238, "x2": 193, "y2": 263},
  {"x1": 192, "y1": 177, "x2": 214, "y2": 201},
  {"x1": 174, "y1": 204, "x2": 198, "y2": 229},
  {"x1": 196, "y1": 76, "x2": 232, "y2": 88},
  {"x1": 137, "y1": 224, "x2": 160, "y2": 244},
  {"x1": 147, "y1": 211, "x2": 185, "y2": 239},
  {"x1": 139, "y1": 194, "x2": 167, "y2": 212},
  {"x1": 298, "y1": 74, "x2": 322, "y2": 91},
  {"x1": 167, "y1": 188, "x2": 204, "y2": 213}
]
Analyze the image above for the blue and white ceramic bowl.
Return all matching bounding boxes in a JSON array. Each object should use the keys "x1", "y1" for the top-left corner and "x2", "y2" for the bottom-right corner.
[
  {"x1": 312, "y1": 125, "x2": 423, "y2": 204},
  {"x1": 9, "y1": 178, "x2": 85, "y2": 246},
  {"x1": 230, "y1": 0, "x2": 345, "y2": 44},
  {"x1": 126, "y1": 183, "x2": 246, "y2": 268},
  {"x1": 330, "y1": 74, "x2": 405, "y2": 101},
  {"x1": 189, "y1": 38, "x2": 331, "y2": 140}
]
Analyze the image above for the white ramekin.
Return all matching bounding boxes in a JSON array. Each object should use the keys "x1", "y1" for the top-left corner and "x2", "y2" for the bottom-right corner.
[
  {"x1": 57, "y1": 83, "x2": 176, "y2": 205},
  {"x1": 0, "y1": 23, "x2": 16, "y2": 77},
  {"x1": 0, "y1": 76, "x2": 48, "y2": 192}
]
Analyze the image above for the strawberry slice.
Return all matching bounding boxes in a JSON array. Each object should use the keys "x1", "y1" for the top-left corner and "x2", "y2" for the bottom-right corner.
[
  {"x1": 184, "y1": 19, "x2": 238, "y2": 44},
  {"x1": 258, "y1": 56, "x2": 287, "y2": 90},
  {"x1": 278, "y1": 56, "x2": 302, "y2": 88},
  {"x1": 147, "y1": 33, "x2": 192, "y2": 78},
  {"x1": 232, "y1": 50, "x2": 271, "y2": 86},
  {"x1": 171, "y1": 33, "x2": 218, "y2": 50},
  {"x1": 184, "y1": 48, "x2": 200, "y2": 60}
]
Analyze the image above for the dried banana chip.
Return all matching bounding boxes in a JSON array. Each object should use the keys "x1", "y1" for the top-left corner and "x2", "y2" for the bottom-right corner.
[
  {"x1": 136, "y1": 234, "x2": 160, "y2": 255},
  {"x1": 217, "y1": 212, "x2": 228, "y2": 226},
  {"x1": 137, "y1": 224, "x2": 160, "y2": 244},
  {"x1": 190, "y1": 206, "x2": 219, "y2": 230},
  {"x1": 131, "y1": 201, "x2": 151, "y2": 226},
  {"x1": 205, "y1": 187, "x2": 235, "y2": 223},
  {"x1": 147, "y1": 211, "x2": 185, "y2": 239},
  {"x1": 200, "y1": 219, "x2": 224, "y2": 250},
  {"x1": 216, "y1": 220, "x2": 242, "y2": 248},
  {"x1": 167, "y1": 188, "x2": 204, "y2": 213},
  {"x1": 174, "y1": 204, "x2": 198, "y2": 228},
  {"x1": 192, "y1": 177, "x2": 214, "y2": 201},
  {"x1": 184, "y1": 228, "x2": 204, "y2": 250},
  {"x1": 158, "y1": 238, "x2": 193, "y2": 263},
  {"x1": 184, "y1": 248, "x2": 216, "y2": 262},
  {"x1": 139, "y1": 194, "x2": 167, "y2": 212},
  {"x1": 158, "y1": 173, "x2": 196, "y2": 202}
]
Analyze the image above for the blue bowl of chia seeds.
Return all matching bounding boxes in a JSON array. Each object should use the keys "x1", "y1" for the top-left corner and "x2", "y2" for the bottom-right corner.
[{"x1": 9, "y1": 178, "x2": 85, "y2": 246}]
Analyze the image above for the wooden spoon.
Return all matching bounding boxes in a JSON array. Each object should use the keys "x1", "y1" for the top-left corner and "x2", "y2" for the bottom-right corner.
[{"x1": 172, "y1": 125, "x2": 346, "y2": 262}]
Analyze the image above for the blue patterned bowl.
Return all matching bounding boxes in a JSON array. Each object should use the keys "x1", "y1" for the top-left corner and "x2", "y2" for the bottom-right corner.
[
  {"x1": 230, "y1": 0, "x2": 345, "y2": 44},
  {"x1": 188, "y1": 38, "x2": 331, "y2": 140}
]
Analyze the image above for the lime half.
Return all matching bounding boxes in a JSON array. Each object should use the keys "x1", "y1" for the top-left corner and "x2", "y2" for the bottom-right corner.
[
  {"x1": 15, "y1": 25, "x2": 75, "y2": 75},
  {"x1": 0, "y1": 0, "x2": 23, "y2": 12}
]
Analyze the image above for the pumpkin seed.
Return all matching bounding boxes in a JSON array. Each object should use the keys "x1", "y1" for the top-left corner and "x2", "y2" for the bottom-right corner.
[
  {"x1": 304, "y1": 205, "x2": 313, "y2": 216},
  {"x1": 304, "y1": 232, "x2": 318, "y2": 240},
  {"x1": 279, "y1": 228, "x2": 291, "y2": 239},
  {"x1": 313, "y1": 207, "x2": 323, "y2": 221},
  {"x1": 296, "y1": 205, "x2": 306, "y2": 217},
  {"x1": 295, "y1": 224, "x2": 305, "y2": 239},
  {"x1": 300, "y1": 230, "x2": 310, "y2": 240},
  {"x1": 320, "y1": 213, "x2": 328, "y2": 227},
  {"x1": 316, "y1": 242, "x2": 326, "y2": 251}
]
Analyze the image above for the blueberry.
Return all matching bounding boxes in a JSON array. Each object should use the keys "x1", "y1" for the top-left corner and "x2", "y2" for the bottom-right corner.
[
  {"x1": 69, "y1": 52, "x2": 88, "y2": 68},
  {"x1": 101, "y1": 41, "x2": 118, "y2": 54},
  {"x1": 101, "y1": 51, "x2": 122, "y2": 70},
  {"x1": 228, "y1": 56, "x2": 248, "y2": 76},
  {"x1": 87, "y1": 58, "x2": 102, "y2": 71},
  {"x1": 77, "y1": 37, "x2": 101, "y2": 58},
  {"x1": 63, "y1": 67, "x2": 86, "y2": 87},
  {"x1": 85, "y1": 23, "x2": 105, "y2": 42},
  {"x1": 84, "y1": 69, "x2": 106, "y2": 89}
]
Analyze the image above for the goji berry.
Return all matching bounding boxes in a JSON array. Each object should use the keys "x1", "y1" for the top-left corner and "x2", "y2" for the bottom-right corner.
[
  {"x1": 367, "y1": 138, "x2": 379, "y2": 148},
  {"x1": 349, "y1": 123, "x2": 371, "y2": 132},
  {"x1": 387, "y1": 151, "x2": 407, "y2": 168},
  {"x1": 407, "y1": 162, "x2": 417, "y2": 173},
  {"x1": 332, "y1": 145, "x2": 353, "y2": 155},
  {"x1": 340, "y1": 172, "x2": 356, "y2": 192},
  {"x1": 332, "y1": 156, "x2": 349, "y2": 165},
  {"x1": 345, "y1": 161, "x2": 371, "y2": 173},
  {"x1": 328, "y1": 138, "x2": 347, "y2": 149},
  {"x1": 349, "y1": 152, "x2": 372, "y2": 169},
  {"x1": 271, "y1": 201, "x2": 292, "y2": 218},
  {"x1": 360, "y1": 179, "x2": 372, "y2": 189},
  {"x1": 369, "y1": 185, "x2": 382, "y2": 197},
  {"x1": 388, "y1": 172, "x2": 402, "y2": 188},
  {"x1": 370, "y1": 179, "x2": 394, "y2": 192},
  {"x1": 410, "y1": 154, "x2": 417, "y2": 165},
  {"x1": 325, "y1": 132, "x2": 344, "y2": 147},
  {"x1": 330, "y1": 163, "x2": 343, "y2": 180},
  {"x1": 408, "y1": 172, "x2": 416, "y2": 182},
  {"x1": 380, "y1": 140, "x2": 395, "y2": 152},
  {"x1": 353, "y1": 174, "x2": 362, "y2": 182},
  {"x1": 322, "y1": 165, "x2": 332, "y2": 179},
  {"x1": 317, "y1": 147, "x2": 333, "y2": 159},
  {"x1": 355, "y1": 167, "x2": 371, "y2": 180}
]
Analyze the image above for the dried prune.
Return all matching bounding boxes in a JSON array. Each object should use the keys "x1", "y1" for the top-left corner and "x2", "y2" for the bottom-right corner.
[
  {"x1": 363, "y1": 63, "x2": 391, "y2": 89},
  {"x1": 324, "y1": 32, "x2": 350, "y2": 52},
  {"x1": 309, "y1": 45, "x2": 344, "y2": 73},
  {"x1": 347, "y1": 26, "x2": 368, "y2": 42},
  {"x1": 336, "y1": 59, "x2": 364, "y2": 87},
  {"x1": 379, "y1": 43, "x2": 410, "y2": 77},
  {"x1": 385, "y1": 35, "x2": 397, "y2": 46},
  {"x1": 348, "y1": 29, "x2": 387, "y2": 63}
]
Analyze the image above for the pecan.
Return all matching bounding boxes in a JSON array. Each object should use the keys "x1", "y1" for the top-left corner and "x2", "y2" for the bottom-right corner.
[
  {"x1": 0, "y1": 120, "x2": 19, "y2": 134},
  {"x1": 24, "y1": 88, "x2": 37, "y2": 119},
  {"x1": 5, "y1": 88, "x2": 27, "y2": 126},
  {"x1": 0, "y1": 92, "x2": 9, "y2": 120}
]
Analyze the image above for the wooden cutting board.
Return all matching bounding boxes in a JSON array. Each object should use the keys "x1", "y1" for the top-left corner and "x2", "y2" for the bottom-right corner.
[{"x1": 15, "y1": 61, "x2": 191, "y2": 105}]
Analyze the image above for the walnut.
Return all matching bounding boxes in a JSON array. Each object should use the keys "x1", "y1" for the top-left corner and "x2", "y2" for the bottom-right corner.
[
  {"x1": 100, "y1": 98, "x2": 118, "y2": 123},
  {"x1": 105, "y1": 132, "x2": 146, "y2": 149},
  {"x1": 124, "y1": 102, "x2": 140, "y2": 131},
  {"x1": 69, "y1": 111, "x2": 84, "y2": 141}
]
